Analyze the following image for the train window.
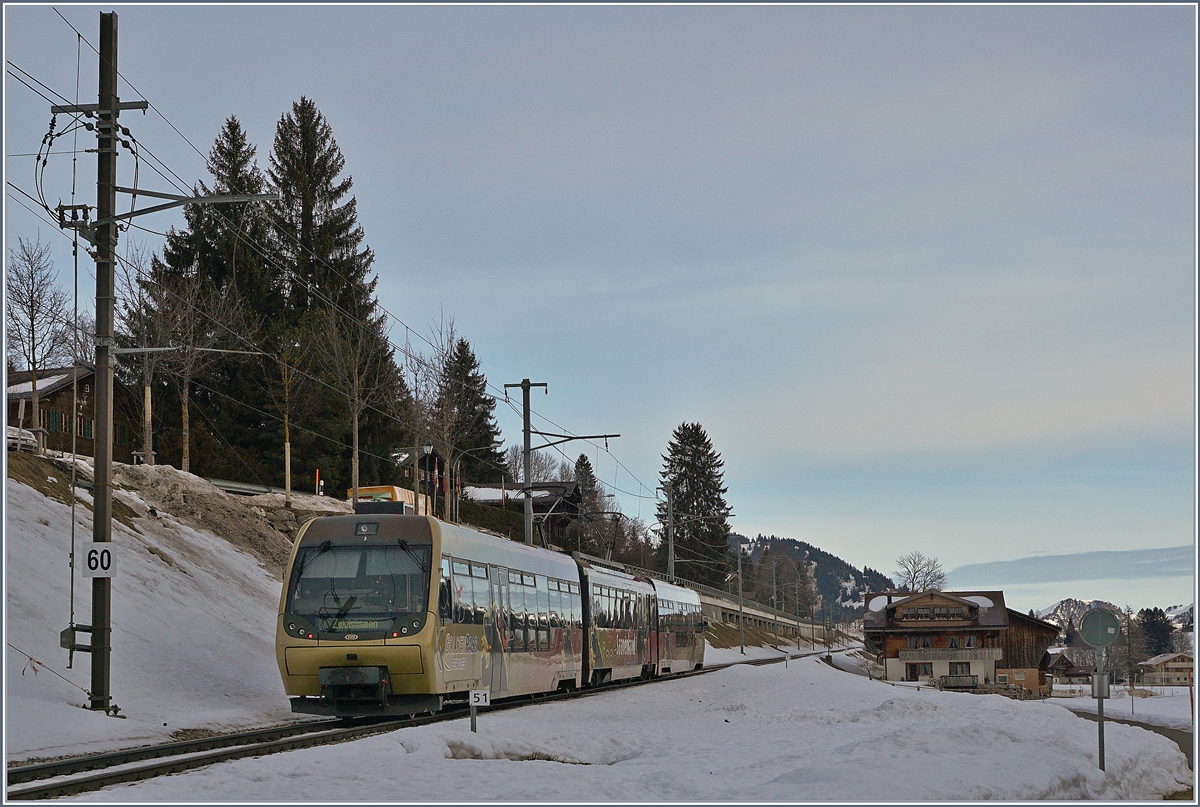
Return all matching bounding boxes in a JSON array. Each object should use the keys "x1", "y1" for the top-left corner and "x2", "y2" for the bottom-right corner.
[
  {"x1": 509, "y1": 570, "x2": 521, "y2": 586},
  {"x1": 509, "y1": 589, "x2": 525, "y2": 652},
  {"x1": 452, "y1": 561, "x2": 474, "y2": 624},
  {"x1": 472, "y1": 573, "x2": 489, "y2": 625},
  {"x1": 453, "y1": 561, "x2": 470, "y2": 577},
  {"x1": 536, "y1": 576, "x2": 550, "y2": 650},
  {"x1": 549, "y1": 585, "x2": 561, "y2": 629},
  {"x1": 471, "y1": 564, "x2": 487, "y2": 579},
  {"x1": 523, "y1": 574, "x2": 535, "y2": 587},
  {"x1": 523, "y1": 585, "x2": 537, "y2": 651},
  {"x1": 439, "y1": 557, "x2": 453, "y2": 621}
]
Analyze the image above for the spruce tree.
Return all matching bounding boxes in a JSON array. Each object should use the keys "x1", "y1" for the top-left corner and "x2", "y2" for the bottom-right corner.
[
  {"x1": 268, "y1": 96, "x2": 375, "y2": 316},
  {"x1": 1138, "y1": 607, "x2": 1174, "y2": 656},
  {"x1": 437, "y1": 338, "x2": 505, "y2": 483},
  {"x1": 657, "y1": 422, "x2": 732, "y2": 587}
]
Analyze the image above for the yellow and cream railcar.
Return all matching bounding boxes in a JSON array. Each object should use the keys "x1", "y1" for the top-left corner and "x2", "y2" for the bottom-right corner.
[
  {"x1": 650, "y1": 579, "x2": 705, "y2": 674},
  {"x1": 576, "y1": 559, "x2": 659, "y2": 685},
  {"x1": 276, "y1": 514, "x2": 583, "y2": 716}
]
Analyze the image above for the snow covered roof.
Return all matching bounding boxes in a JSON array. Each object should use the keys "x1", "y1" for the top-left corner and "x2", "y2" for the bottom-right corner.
[
  {"x1": 7, "y1": 372, "x2": 74, "y2": 396},
  {"x1": 862, "y1": 590, "x2": 1009, "y2": 630},
  {"x1": 1139, "y1": 652, "x2": 1193, "y2": 668}
]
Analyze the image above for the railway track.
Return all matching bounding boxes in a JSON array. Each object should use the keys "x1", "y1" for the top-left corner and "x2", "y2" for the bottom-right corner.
[{"x1": 5, "y1": 648, "x2": 826, "y2": 800}]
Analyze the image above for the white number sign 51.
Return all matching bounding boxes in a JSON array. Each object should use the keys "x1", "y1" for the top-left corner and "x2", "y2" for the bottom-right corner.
[{"x1": 82, "y1": 542, "x2": 117, "y2": 578}]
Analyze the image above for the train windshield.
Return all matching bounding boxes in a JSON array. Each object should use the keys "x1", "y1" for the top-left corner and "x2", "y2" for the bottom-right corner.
[{"x1": 286, "y1": 543, "x2": 431, "y2": 631}]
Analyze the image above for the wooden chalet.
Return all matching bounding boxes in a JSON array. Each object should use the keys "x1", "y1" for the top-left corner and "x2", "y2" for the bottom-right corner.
[
  {"x1": 863, "y1": 590, "x2": 1059, "y2": 694},
  {"x1": 1138, "y1": 652, "x2": 1193, "y2": 686},
  {"x1": 6, "y1": 364, "x2": 138, "y2": 464}
]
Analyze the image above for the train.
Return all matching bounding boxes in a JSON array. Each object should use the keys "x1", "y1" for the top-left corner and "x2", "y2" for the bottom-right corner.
[{"x1": 275, "y1": 508, "x2": 706, "y2": 717}]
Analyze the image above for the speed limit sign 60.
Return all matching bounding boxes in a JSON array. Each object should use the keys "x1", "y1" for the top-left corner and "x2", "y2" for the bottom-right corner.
[{"x1": 82, "y1": 542, "x2": 117, "y2": 578}]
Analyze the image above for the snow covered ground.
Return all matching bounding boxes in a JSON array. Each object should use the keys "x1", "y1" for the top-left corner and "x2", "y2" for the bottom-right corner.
[
  {"x1": 5, "y1": 474, "x2": 302, "y2": 762},
  {"x1": 76, "y1": 655, "x2": 1191, "y2": 802},
  {"x1": 4, "y1": 466, "x2": 1194, "y2": 799},
  {"x1": 1052, "y1": 685, "x2": 1196, "y2": 731}
]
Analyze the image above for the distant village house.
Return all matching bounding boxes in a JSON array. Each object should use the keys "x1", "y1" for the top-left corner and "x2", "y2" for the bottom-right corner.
[
  {"x1": 863, "y1": 590, "x2": 1060, "y2": 695},
  {"x1": 7, "y1": 363, "x2": 138, "y2": 464}
]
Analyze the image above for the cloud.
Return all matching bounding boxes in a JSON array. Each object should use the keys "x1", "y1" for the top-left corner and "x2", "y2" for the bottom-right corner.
[{"x1": 946, "y1": 545, "x2": 1194, "y2": 586}]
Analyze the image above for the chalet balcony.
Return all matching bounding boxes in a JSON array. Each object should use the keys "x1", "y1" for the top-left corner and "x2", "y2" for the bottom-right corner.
[
  {"x1": 939, "y1": 674, "x2": 978, "y2": 689},
  {"x1": 898, "y1": 647, "x2": 1002, "y2": 663}
]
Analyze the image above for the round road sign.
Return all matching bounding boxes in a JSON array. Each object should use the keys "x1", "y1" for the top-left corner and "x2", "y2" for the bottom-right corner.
[{"x1": 1079, "y1": 609, "x2": 1121, "y2": 648}]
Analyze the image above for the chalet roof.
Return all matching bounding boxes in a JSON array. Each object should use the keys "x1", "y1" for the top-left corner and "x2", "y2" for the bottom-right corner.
[
  {"x1": 7, "y1": 365, "x2": 93, "y2": 399},
  {"x1": 861, "y1": 590, "x2": 1009, "y2": 630},
  {"x1": 1006, "y1": 608, "x2": 1062, "y2": 636},
  {"x1": 1138, "y1": 652, "x2": 1193, "y2": 668}
]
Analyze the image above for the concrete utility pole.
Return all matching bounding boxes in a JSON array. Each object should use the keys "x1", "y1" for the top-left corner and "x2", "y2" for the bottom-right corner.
[
  {"x1": 504, "y1": 379, "x2": 618, "y2": 547},
  {"x1": 88, "y1": 11, "x2": 120, "y2": 712},
  {"x1": 737, "y1": 547, "x2": 745, "y2": 655},
  {"x1": 660, "y1": 482, "x2": 675, "y2": 580},
  {"x1": 51, "y1": 11, "x2": 276, "y2": 712}
]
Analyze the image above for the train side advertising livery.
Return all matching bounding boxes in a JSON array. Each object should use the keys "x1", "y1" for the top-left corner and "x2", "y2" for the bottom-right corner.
[{"x1": 276, "y1": 513, "x2": 706, "y2": 717}]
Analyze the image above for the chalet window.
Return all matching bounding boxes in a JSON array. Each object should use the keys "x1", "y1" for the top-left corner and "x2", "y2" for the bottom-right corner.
[
  {"x1": 949, "y1": 662, "x2": 971, "y2": 676},
  {"x1": 48, "y1": 410, "x2": 61, "y2": 433},
  {"x1": 907, "y1": 635, "x2": 932, "y2": 649},
  {"x1": 964, "y1": 634, "x2": 977, "y2": 648},
  {"x1": 905, "y1": 663, "x2": 933, "y2": 681},
  {"x1": 997, "y1": 674, "x2": 1009, "y2": 684},
  {"x1": 116, "y1": 424, "x2": 127, "y2": 446}
]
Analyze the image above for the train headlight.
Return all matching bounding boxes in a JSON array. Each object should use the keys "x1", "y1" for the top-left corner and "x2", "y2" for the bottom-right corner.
[
  {"x1": 288, "y1": 622, "x2": 297, "y2": 632},
  {"x1": 401, "y1": 627, "x2": 409, "y2": 635}
]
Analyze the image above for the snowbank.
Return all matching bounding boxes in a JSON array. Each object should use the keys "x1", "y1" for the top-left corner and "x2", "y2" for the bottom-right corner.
[{"x1": 5, "y1": 477, "x2": 302, "y2": 762}]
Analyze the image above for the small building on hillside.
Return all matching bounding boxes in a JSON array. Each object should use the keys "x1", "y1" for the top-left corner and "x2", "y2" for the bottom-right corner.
[
  {"x1": 1138, "y1": 652, "x2": 1193, "y2": 686},
  {"x1": 464, "y1": 481, "x2": 581, "y2": 547},
  {"x1": 863, "y1": 590, "x2": 1059, "y2": 693},
  {"x1": 7, "y1": 364, "x2": 138, "y2": 464}
]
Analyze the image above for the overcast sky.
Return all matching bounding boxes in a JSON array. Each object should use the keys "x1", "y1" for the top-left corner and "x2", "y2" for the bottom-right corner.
[{"x1": 5, "y1": 5, "x2": 1195, "y2": 603}]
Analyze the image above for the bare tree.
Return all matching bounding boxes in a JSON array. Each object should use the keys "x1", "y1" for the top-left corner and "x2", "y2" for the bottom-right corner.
[
  {"x1": 504, "y1": 445, "x2": 567, "y2": 483},
  {"x1": 257, "y1": 322, "x2": 311, "y2": 507},
  {"x1": 893, "y1": 551, "x2": 947, "y2": 592},
  {"x1": 315, "y1": 299, "x2": 396, "y2": 503},
  {"x1": 116, "y1": 241, "x2": 166, "y2": 465},
  {"x1": 155, "y1": 266, "x2": 250, "y2": 474},
  {"x1": 6, "y1": 234, "x2": 71, "y2": 454}
]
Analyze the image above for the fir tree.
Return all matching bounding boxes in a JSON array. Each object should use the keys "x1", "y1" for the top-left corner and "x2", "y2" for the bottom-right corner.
[
  {"x1": 1138, "y1": 607, "x2": 1174, "y2": 656},
  {"x1": 437, "y1": 338, "x2": 505, "y2": 483},
  {"x1": 657, "y1": 422, "x2": 732, "y2": 587},
  {"x1": 268, "y1": 97, "x2": 375, "y2": 317}
]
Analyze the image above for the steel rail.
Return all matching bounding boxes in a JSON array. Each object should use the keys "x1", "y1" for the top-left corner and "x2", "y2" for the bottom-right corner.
[{"x1": 5, "y1": 649, "x2": 822, "y2": 800}]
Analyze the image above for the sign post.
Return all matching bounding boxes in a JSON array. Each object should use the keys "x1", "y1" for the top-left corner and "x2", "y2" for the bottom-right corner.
[
  {"x1": 469, "y1": 689, "x2": 490, "y2": 733},
  {"x1": 1079, "y1": 608, "x2": 1120, "y2": 772}
]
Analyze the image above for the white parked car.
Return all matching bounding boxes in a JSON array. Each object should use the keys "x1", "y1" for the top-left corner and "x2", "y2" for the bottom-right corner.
[{"x1": 6, "y1": 426, "x2": 37, "y2": 452}]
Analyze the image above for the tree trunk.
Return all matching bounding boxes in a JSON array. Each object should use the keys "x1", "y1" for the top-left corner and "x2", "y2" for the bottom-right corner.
[
  {"x1": 142, "y1": 376, "x2": 154, "y2": 465},
  {"x1": 284, "y1": 415, "x2": 292, "y2": 509},
  {"x1": 181, "y1": 376, "x2": 190, "y2": 474},
  {"x1": 350, "y1": 405, "x2": 359, "y2": 504},
  {"x1": 30, "y1": 372, "x2": 41, "y2": 455}
]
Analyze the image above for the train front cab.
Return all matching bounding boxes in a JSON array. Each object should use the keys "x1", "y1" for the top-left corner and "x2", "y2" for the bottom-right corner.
[{"x1": 276, "y1": 514, "x2": 442, "y2": 717}]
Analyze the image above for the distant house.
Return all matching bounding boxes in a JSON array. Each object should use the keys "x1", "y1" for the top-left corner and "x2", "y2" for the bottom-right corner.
[
  {"x1": 464, "y1": 481, "x2": 581, "y2": 547},
  {"x1": 862, "y1": 590, "x2": 1059, "y2": 693},
  {"x1": 6, "y1": 364, "x2": 138, "y2": 464},
  {"x1": 1138, "y1": 652, "x2": 1193, "y2": 686},
  {"x1": 1042, "y1": 649, "x2": 1093, "y2": 685}
]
